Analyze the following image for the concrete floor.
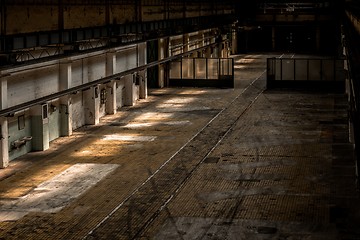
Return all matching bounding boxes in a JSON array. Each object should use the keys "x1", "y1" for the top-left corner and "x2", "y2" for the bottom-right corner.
[{"x1": 0, "y1": 53, "x2": 359, "y2": 239}]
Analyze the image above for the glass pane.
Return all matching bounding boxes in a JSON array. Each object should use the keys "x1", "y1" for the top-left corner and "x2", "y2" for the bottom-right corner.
[
  {"x1": 169, "y1": 61, "x2": 181, "y2": 79},
  {"x1": 207, "y1": 59, "x2": 219, "y2": 79},
  {"x1": 229, "y1": 60, "x2": 233, "y2": 76},
  {"x1": 295, "y1": 59, "x2": 308, "y2": 80},
  {"x1": 182, "y1": 59, "x2": 194, "y2": 79},
  {"x1": 309, "y1": 60, "x2": 321, "y2": 80},
  {"x1": 220, "y1": 59, "x2": 230, "y2": 75},
  {"x1": 195, "y1": 59, "x2": 206, "y2": 79},
  {"x1": 282, "y1": 59, "x2": 295, "y2": 80}
]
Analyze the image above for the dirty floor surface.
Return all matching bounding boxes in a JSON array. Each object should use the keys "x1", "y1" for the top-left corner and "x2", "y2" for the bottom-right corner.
[{"x1": 0, "y1": 54, "x2": 359, "y2": 240}]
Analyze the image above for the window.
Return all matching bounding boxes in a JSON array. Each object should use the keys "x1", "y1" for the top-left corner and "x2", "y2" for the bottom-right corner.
[
  {"x1": 18, "y1": 115, "x2": 25, "y2": 130},
  {"x1": 42, "y1": 104, "x2": 48, "y2": 120}
]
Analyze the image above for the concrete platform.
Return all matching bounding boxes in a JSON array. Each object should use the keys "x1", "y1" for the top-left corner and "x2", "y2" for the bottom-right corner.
[{"x1": 0, "y1": 54, "x2": 359, "y2": 239}]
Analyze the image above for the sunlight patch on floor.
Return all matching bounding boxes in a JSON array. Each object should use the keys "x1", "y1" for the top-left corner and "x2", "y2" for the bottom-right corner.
[
  {"x1": 0, "y1": 163, "x2": 118, "y2": 221},
  {"x1": 102, "y1": 135, "x2": 156, "y2": 142}
]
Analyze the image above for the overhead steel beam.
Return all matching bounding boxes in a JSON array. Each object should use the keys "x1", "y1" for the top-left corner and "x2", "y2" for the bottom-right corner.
[{"x1": 0, "y1": 15, "x2": 234, "y2": 52}]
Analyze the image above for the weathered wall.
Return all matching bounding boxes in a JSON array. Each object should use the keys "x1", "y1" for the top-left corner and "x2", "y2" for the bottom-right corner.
[
  {"x1": 71, "y1": 92, "x2": 86, "y2": 130},
  {"x1": 87, "y1": 55, "x2": 106, "y2": 82},
  {"x1": 0, "y1": 27, "x2": 218, "y2": 167},
  {"x1": 116, "y1": 79, "x2": 125, "y2": 110},
  {"x1": 7, "y1": 110, "x2": 32, "y2": 160},
  {"x1": 63, "y1": 6, "x2": 106, "y2": 29},
  {"x1": 7, "y1": 64, "x2": 60, "y2": 107},
  {"x1": 116, "y1": 46, "x2": 138, "y2": 73},
  {"x1": 110, "y1": 4, "x2": 136, "y2": 24},
  {"x1": 48, "y1": 100, "x2": 61, "y2": 142},
  {"x1": 6, "y1": 5, "x2": 58, "y2": 35},
  {"x1": 1, "y1": 1, "x2": 234, "y2": 35}
]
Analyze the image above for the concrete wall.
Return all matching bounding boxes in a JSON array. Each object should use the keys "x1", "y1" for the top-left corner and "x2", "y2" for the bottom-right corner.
[
  {"x1": 63, "y1": 6, "x2": 106, "y2": 29},
  {"x1": 7, "y1": 110, "x2": 32, "y2": 161},
  {"x1": 6, "y1": 5, "x2": 58, "y2": 35},
  {"x1": 116, "y1": 46, "x2": 138, "y2": 73},
  {"x1": 71, "y1": 92, "x2": 85, "y2": 130},
  {"x1": 110, "y1": 4, "x2": 136, "y2": 24},
  {"x1": 0, "y1": 27, "x2": 219, "y2": 168},
  {"x1": 48, "y1": 100, "x2": 61, "y2": 142},
  {"x1": 2, "y1": 2, "x2": 234, "y2": 35},
  {"x1": 7, "y1": 64, "x2": 59, "y2": 108},
  {"x1": 116, "y1": 79, "x2": 126, "y2": 111},
  {"x1": 0, "y1": 41, "x2": 148, "y2": 165}
]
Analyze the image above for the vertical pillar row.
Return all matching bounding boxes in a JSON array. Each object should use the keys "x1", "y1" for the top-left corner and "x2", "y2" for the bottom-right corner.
[
  {"x1": 31, "y1": 104, "x2": 49, "y2": 151},
  {"x1": 0, "y1": 75, "x2": 9, "y2": 168},
  {"x1": 59, "y1": 59, "x2": 73, "y2": 136},
  {"x1": 139, "y1": 70, "x2": 147, "y2": 99},
  {"x1": 105, "y1": 51, "x2": 117, "y2": 115},
  {"x1": 106, "y1": 80, "x2": 117, "y2": 114},
  {"x1": 232, "y1": 28, "x2": 238, "y2": 55},
  {"x1": 158, "y1": 38, "x2": 168, "y2": 88},
  {"x1": 84, "y1": 86, "x2": 100, "y2": 125},
  {"x1": 124, "y1": 75, "x2": 134, "y2": 106}
]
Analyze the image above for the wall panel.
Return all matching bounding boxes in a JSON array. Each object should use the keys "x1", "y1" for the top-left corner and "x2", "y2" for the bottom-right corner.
[
  {"x1": 87, "y1": 55, "x2": 106, "y2": 82},
  {"x1": 63, "y1": 6, "x2": 106, "y2": 29},
  {"x1": 116, "y1": 47, "x2": 137, "y2": 73},
  {"x1": 6, "y1": 6, "x2": 58, "y2": 34},
  {"x1": 71, "y1": 92, "x2": 85, "y2": 130},
  {"x1": 7, "y1": 65, "x2": 59, "y2": 107},
  {"x1": 110, "y1": 4, "x2": 135, "y2": 24}
]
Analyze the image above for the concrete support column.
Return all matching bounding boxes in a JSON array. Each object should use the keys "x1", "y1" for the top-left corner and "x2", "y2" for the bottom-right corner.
[
  {"x1": 105, "y1": 51, "x2": 117, "y2": 115},
  {"x1": 60, "y1": 97, "x2": 72, "y2": 136},
  {"x1": 232, "y1": 29, "x2": 238, "y2": 54},
  {"x1": 201, "y1": 31, "x2": 205, "y2": 48},
  {"x1": 0, "y1": 117, "x2": 8, "y2": 168},
  {"x1": 205, "y1": 46, "x2": 212, "y2": 58},
  {"x1": 31, "y1": 104, "x2": 49, "y2": 151},
  {"x1": 158, "y1": 38, "x2": 168, "y2": 88},
  {"x1": 106, "y1": 80, "x2": 117, "y2": 114},
  {"x1": 139, "y1": 70, "x2": 147, "y2": 99},
  {"x1": 84, "y1": 86, "x2": 100, "y2": 125},
  {"x1": 0, "y1": 76, "x2": 9, "y2": 168},
  {"x1": 124, "y1": 75, "x2": 134, "y2": 106},
  {"x1": 59, "y1": 60, "x2": 73, "y2": 136},
  {"x1": 183, "y1": 33, "x2": 190, "y2": 53},
  {"x1": 106, "y1": 50, "x2": 116, "y2": 76},
  {"x1": 158, "y1": 64, "x2": 165, "y2": 88}
]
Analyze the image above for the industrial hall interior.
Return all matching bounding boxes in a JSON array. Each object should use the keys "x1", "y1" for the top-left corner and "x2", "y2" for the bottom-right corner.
[{"x1": 0, "y1": 0, "x2": 359, "y2": 239}]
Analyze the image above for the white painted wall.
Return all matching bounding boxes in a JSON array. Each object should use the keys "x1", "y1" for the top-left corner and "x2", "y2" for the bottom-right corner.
[
  {"x1": 48, "y1": 100, "x2": 61, "y2": 142},
  {"x1": 71, "y1": 59, "x2": 85, "y2": 87},
  {"x1": 99, "y1": 86, "x2": 107, "y2": 119},
  {"x1": 7, "y1": 65, "x2": 59, "y2": 107},
  {"x1": 116, "y1": 79, "x2": 125, "y2": 110},
  {"x1": 0, "y1": 29, "x2": 216, "y2": 165},
  {"x1": 71, "y1": 92, "x2": 85, "y2": 130},
  {"x1": 87, "y1": 55, "x2": 106, "y2": 82},
  {"x1": 116, "y1": 46, "x2": 138, "y2": 73}
]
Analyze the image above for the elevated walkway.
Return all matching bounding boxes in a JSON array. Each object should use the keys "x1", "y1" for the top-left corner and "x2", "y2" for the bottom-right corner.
[{"x1": 0, "y1": 54, "x2": 358, "y2": 239}]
